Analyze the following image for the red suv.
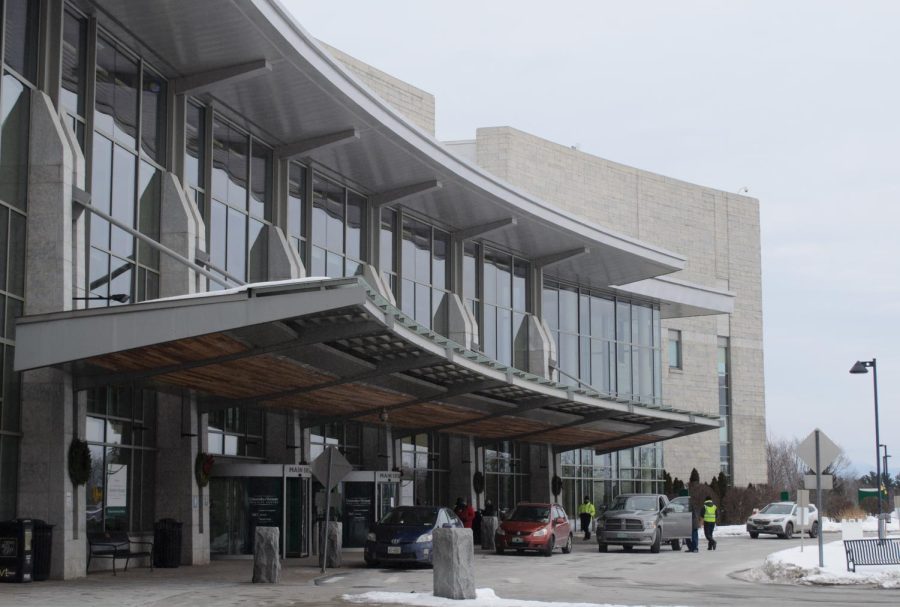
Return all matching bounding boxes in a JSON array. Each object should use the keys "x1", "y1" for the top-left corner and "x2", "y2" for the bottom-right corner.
[{"x1": 494, "y1": 503, "x2": 573, "y2": 556}]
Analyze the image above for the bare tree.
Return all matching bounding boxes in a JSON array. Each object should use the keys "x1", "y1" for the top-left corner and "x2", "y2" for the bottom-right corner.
[{"x1": 766, "y1": 435, "x2": 807, "y2": 493}]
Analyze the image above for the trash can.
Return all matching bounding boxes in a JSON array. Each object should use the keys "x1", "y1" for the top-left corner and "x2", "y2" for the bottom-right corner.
[
  {"x1": 153, "y1": 519, "x2": 183, "y2": 568},
  {"x1": 29, "y1": 520, "x2": 53, "y2": 581},
  {"x1": 0, "y1": 519, "x2": 33, "y2": 583}
]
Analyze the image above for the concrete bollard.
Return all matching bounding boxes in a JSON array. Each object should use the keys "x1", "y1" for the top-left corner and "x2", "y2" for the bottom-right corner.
[
  {"x1": 318, "y1": 521, "x2": 343, "y2": 568},
  {"x1": 433, "y1": 527, "x2": 475, "y2": 600},
  {"x1": 481, "y1": 516, "x2": 499, "y2": 550},
  {"x1": 252, "y1": 526, "x2": 281, "y2": 583}
]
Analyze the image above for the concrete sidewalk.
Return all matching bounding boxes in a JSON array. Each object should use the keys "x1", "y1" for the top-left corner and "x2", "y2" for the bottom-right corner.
[{"x1": 0, "y1": 554, "x2": 369, "y2": 607}]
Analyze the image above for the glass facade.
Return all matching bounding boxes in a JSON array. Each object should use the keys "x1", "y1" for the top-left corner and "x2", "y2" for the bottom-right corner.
[
  {"x1": 483, "y1": 441, "x2": 529, "y2": 514},
  {"x1": 668, "y1": 329, "x2": 682, "y2": 369},
  {"x1": 0, "y1": 0, "x2": 37, "y2": 520},
  {"x1": 400, "y1": 215, "x2": 450, "y2": 334},
  {"x1": 207, "y1": 408, "x2": 264, "y2": 458},
  {"x1": 462, "y1": 244, "x2": 530, "y2": 367},
  {"x1": 399, "y1": 433, "x2": 447, "y2": 507},
  {"x1": 560, "y1": 445, "x2": 664, "y2": 526},
  {"x1": 89, "y1": 32, "x2": 165, "y2": 306},
  {"x1": 286, "y1": 161, "x2": 307, "y2": 269},
  {"x1": 309, "y1": 421, "x2": 362, "y2": 466},
  {"x1": 309, "y1": 174, "x2": 365, "y2": 278},
  {"x1": 543, "y1": 280, "x2": 662, "y2": 404},
  {"x1": 84, "y1": 386, "x2": 157, "y2": 532},
  {"x1": 718, "y1": 337, "x2": 732, "y2": 477},
  {"x1": 207, "y1": 116, "x2": 271, "y2": 286}
]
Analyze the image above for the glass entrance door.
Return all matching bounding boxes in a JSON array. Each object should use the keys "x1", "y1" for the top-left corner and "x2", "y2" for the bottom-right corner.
[
  {"x1": 377, "y1": 480, "x2": 399, "y2": 520},
  {"x1": 285, "y1": 477, "x2": 310, "y2": 557}
]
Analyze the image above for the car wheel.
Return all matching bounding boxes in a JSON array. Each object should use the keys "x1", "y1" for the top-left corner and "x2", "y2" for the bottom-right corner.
[
  {"x1": 670, "y1": 539, "x2": 681, "y2": 551},
  {"x1": 622, "y1": 544, "x2": 633, "y2": 552},
  {"x1": 495, "y1": 547, "x2": 504, "y2": 555},
  {"x1": 598, "y1": 542, "x2": 608, "y2": 553},
  {"x1": 561, "y1": 534, "x2": 573, "y2": 554},
  {"x1": 809, "y1": 521, "x2": 818, "y2": 538},
  {"x1": 650, "y1": 530, "x2": 661, "y2": 554},
  {"x1": 749, "y1": 532, "x2": 758, "y2": 539},
  {"x1": 543, "y1": 536, "x2": 555, "y2": 557},
  {"x1": 784, "y1": 523, "x2": 793, "y2": 539}
]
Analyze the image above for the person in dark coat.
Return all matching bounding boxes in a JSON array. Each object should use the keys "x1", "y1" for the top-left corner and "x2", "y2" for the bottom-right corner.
[{"x1": 685, "y1": 499, "x2": 701, "y2": 553}]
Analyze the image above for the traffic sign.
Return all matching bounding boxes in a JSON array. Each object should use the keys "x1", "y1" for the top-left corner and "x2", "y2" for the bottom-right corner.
[
  {"x1": 797, "y1": 489, "x2": 809, "y2": 508},
  {"x1": 797, "y1": 429, "x2": 840, "y2": 473},
  {"x1": 311, "y1": 446, "x2": 353, "y2": 491},
  {"x1": 804, "y1": 474, "x2": 833, "y2": 490}
]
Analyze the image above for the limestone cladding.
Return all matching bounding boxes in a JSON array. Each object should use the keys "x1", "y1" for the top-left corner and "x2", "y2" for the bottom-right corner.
[
  {"x1": 473, "y1": 127, "x2": 766, "y2": 486},
  {"x1": 320, "y1": 42, "x2": 436, "y2": 136}
]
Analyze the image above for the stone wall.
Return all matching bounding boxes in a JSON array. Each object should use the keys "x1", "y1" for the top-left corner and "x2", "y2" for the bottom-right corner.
[
  {"x1": 320, "y1": 42, "x2": 436, "y2": 136},
  {"x1": 472, "y1": 126, "x2": 767, "y2": 486}
]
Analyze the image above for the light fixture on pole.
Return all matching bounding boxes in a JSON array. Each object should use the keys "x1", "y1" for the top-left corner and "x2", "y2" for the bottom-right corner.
[{"x1": 850, "y1": 358, "x2": 883, "y2": 539}]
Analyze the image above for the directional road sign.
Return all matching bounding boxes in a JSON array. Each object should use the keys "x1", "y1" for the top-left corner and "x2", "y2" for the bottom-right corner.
[
  {"x1": 311, "y1": 446, "x2": 353, "y2": 491},
  {"x1": 797, "y1": 429, "x2": 840, "y2": 473}
]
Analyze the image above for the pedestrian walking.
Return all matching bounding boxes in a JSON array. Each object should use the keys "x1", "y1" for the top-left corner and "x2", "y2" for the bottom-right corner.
[
  {"x1": 455, "y1": 497, "x2": 475, "y2": 529},
  {"x1": 702, "y1": 495, "x2": 717, "y2": 550},
  {"x1": 685, "y1": 499, "x2": 700, "y2": 553},
  {"x1": 578, "y1": 496, "x2": 596, "y2": 540}
]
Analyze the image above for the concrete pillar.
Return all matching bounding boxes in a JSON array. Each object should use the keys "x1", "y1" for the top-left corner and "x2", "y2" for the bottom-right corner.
[
  {"x1": 447, "y1": 436, "x2": 476, "y2": 506},
  {"x1": 527, "y1": 315, "x2": 555, "y2": 379},
  {"x1": 159, "y1": 172, "x2": 200, "y2": 297},
  {"x1": 267, "y1": 225, "x2": 304, "y2": 280},
  {"x1": 17, "y1": 91, "x2": 86, "y2": 579},
  {"x1": 528, "y1": 443, "x2": 556, "y2": 502},
  {"x1": 155, "y1": 393, "x2": 209, "y2": 565},
  {"x1": 447, "y1": 293, "x2": 477, "y2": 350},
  {"x1": 359, "y1": 262, "x2": 395, "y2": 306}
]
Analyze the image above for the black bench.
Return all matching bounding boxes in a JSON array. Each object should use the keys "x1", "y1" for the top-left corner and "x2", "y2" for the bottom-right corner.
[
  {"x1": 87, "y1": 531, "x2": 154, "y2": 575},
  {"x1": 843, "y1": 538, "x2": 900, "y2": 572}
]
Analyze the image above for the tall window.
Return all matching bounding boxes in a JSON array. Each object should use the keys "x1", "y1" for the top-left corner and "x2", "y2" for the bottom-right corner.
[
  {"x1": 309, "y1": 422, "x2": 362, "y2": 466},
  {"x1": 399, "y1": 433, "x2": 447, "y2": 507},
  {"x1": 483, "y1": 441, "x2": 529, "y2": 513},
  {"x1": 207, "y1": 408, "x2": 264, "y2": 458},
  {"x1": 309, "y1": 175, "x2": 365, "y2": 278},
  {"x1": 668, "y1": 329, "x2": 682, "y2": 369},
  {"x1": 183, "y1": 101, "x2": 205, "y2": 218},
  {"x1": 480, "y1": 248, "x2": 529, "y2": 368},
  {"x1": 207, "y1": 117, "x2": 271, "y2": 286},
  {"x1": 0, "y1": 0, "x2": 38, "y2": 520},
  {"x1": 60, "y1": 6, "x2": 87, "y2": 150},
  {"x1": 543, "y1": 281, "x2": 661, "y2": 404},
  {"x1": 560, "y1": 445, "x2": 664, "y2": 519},
  {"x1": 718, "y1": 337, "x2": 732, "y2": 478},
  {"x1": 84, "y1": 386, "x2": 157, "y2": 532},
  {"x1": 400, "y1": 216, "x2": 449, "y2": 334},
  {"x1": 379, "y1": 208, "x2": 397, "y2": 296},
  {"x1": 89, "y1": 33, "x2": 166, "y2": 305},
  {"x1": 286, "y1": 161, "x2": 307, "y2": 270}
]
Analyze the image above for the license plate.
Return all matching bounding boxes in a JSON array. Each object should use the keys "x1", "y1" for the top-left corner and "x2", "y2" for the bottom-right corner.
[
  {"x1": 616, "y1": 533, "x2": 628, "y2": 538},
  {"x1": 511, "y1": 537, "x2": 524, "y2": 543},
  {"x1": 387, "y1": 546, "x2": 401, "y2": 554}
]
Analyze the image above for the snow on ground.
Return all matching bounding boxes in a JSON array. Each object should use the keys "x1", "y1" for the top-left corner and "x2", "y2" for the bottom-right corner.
[
  {"x1": 344, "y1": 588, "x2": 687, "y2": 607},
  {"x1": 742, "y1": 538, "x2": 900, "y2": 588},
  {"x1": 714, "y1": 513, "x2": 900, "y2": 538}
]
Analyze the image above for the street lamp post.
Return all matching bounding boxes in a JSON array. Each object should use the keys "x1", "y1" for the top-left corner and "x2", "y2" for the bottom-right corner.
[{"x1": 850, "y1": 358, "x2": 883, "y2": 539}]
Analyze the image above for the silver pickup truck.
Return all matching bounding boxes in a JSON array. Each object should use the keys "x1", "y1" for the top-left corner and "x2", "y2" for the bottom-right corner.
[{"x1": 596, "y1": 493, "x2": 692, "y2": 553}]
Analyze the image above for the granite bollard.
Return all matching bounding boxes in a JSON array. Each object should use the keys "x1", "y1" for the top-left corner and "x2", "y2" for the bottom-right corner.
[
  {"x1": 481, "y1": 516, "x2": 499, "y2": 550},
  {"x1": 252, "y1": 526, "x2": 280, "y2": 583},
  {"x1": 318, "y1": 521, "x2": 343, "y2": 568},
  {"x1": 433, "y1": 527, "x2": 475, "y2": 600}
]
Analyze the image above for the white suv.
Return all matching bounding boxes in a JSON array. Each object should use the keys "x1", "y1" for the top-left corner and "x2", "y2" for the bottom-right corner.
[{"x1": 746, "y1": 502, "x2": 819, "y2": 539}]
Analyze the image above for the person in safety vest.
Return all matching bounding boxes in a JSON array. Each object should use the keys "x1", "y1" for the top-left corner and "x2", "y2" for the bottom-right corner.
[
  {"x1": 702, "y1": 496, "x2": 718, "y2": 550},
  {"x1": 578, "y1": 496, "x2": 596, "y2": 540}
]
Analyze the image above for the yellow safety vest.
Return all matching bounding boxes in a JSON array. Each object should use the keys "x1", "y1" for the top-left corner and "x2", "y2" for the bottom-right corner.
[
  {"x1": 703, "y1": 502, "x2": 717, "y2": 523},
  {"x1": 578, "y1": 502, "x2": 596, "y2": 517}
]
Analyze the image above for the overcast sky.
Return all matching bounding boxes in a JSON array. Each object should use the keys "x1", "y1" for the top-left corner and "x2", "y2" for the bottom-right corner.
[{"x1": 287, "y1": 0, "x2": 899, "y2": 475}]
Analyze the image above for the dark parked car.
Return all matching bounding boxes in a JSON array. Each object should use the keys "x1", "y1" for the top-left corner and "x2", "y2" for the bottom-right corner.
[
  {"x1": 364, "y1": 506, "x2": 462, "y2": 567},
  {"x1": 494, "y1": 503, "x2": 573, "y2": 556}
]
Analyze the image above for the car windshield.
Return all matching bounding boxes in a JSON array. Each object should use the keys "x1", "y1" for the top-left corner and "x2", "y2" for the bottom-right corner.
[
  {"x1": 508, "y1": 506, "x2": 550, "y2": 522},
  {"x1": 760, "y1": 503, "x2": 793, "y2": 515},
  {"x1": 609, "y1": 496, "x2": 658, "y2": 512},
  {"x1": 379, "y1": 507, "x2": 438, "y2": 526}
]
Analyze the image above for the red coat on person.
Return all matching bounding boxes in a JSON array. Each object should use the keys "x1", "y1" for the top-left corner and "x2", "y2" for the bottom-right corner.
[{"x1": 456, "y1": 504, "x2": 476, "y2": 528}]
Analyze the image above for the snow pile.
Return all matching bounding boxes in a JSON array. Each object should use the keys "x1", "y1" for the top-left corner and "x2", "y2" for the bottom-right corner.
[
  {"x1": 743, "y1": 539, "x2": 900, "y2": 588},
  {"x1": 713, "y1": 513, "x2": 900, "y2": 538},
  {"x1": 344, "y1": 588, "x2": 687, "y2": 607}
]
